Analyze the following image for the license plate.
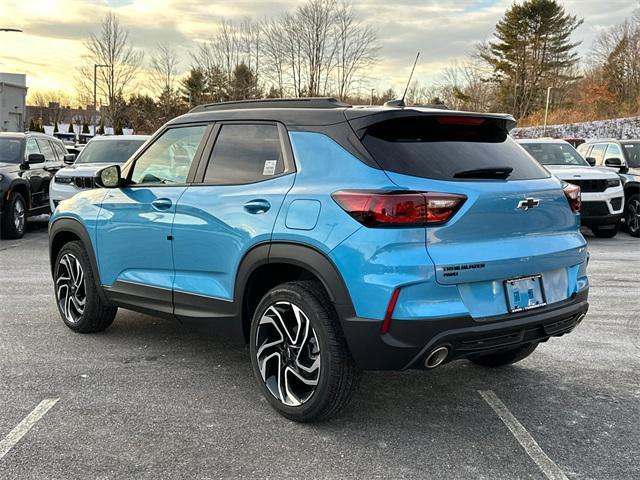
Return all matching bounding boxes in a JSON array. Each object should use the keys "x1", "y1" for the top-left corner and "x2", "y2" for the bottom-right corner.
[{"x1": 504, "y1": 275, "x2": 546, "y2": 313}]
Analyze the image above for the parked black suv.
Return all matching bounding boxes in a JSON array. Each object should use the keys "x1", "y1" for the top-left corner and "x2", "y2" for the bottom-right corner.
[
  {"x1": 577, "y1": 139, "x2": 640, "y2": 237},
  {"x1": 0, "y1": 132, "x2": 71, "y2": 238}
]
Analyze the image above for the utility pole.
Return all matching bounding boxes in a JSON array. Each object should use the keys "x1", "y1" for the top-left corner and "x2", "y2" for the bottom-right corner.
[
  {"x1": 370, "y1": 88, "x2": 376, "y2": 106},
  {"x1": 543, "y1": 86, "x2": 553, "y2": 136},
  {"x1": 93, "y1": 64, "x2": 109, "y2": 137}
]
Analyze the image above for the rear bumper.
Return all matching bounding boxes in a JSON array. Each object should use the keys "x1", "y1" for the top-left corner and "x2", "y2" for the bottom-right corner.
[
  {"x1": 338, "y1": 288, "x2": 588, "y2": 370},
  {"x1": 581, "y1": 212, "x2": 622, "y2": 226}
]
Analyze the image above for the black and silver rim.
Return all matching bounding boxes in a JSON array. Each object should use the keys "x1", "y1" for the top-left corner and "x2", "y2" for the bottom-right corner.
[
  {"x1": 628, "y1": 199, "x2": 640, "y2": 235},
  {"x1": 55, "y1": 253, "x2": 86, "y2": 323},
  {"x1": 14, "y1": 198, "x2": 25, "y2": 233},
  {"x1": 256, "y1": 302, "x2": 321, "y2": 406}
]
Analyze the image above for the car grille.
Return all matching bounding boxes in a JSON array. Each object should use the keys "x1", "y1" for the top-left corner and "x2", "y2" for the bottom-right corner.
[
  {"x1": 73, "y1": 177, "x2": 95, "y2": 189},
  {"x1": 567, "y1": 179, "x2": 608, "y2": 193},
  {"x1": 581, "y1": 201, "x2": 609, "y2": 217},
  {"x1": 610, "y1": 197, "x2": 623, "y2": 210}
]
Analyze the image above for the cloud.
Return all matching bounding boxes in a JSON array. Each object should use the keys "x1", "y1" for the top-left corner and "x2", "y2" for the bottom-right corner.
[{"x1": 0, "y1": 0, "x2": 636, "y2": 100}]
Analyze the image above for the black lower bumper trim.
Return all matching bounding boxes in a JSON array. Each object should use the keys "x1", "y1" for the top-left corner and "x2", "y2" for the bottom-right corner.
[{"x1": 338, "y1": 289, "x2": 589, "y2": 370}]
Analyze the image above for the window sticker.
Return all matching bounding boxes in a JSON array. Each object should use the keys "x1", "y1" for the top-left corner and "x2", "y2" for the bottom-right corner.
[{"x1": 263, "y1": 160, "x2": 277, "y2": 176}]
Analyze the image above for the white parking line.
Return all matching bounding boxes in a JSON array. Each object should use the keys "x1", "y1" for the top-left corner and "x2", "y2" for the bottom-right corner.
[
  {"x1": 478, "y1": 390, "x2": 569, "y2": 480},
  {"x1": 0, "y1": 398, "x2": 59, "y2": 461}
]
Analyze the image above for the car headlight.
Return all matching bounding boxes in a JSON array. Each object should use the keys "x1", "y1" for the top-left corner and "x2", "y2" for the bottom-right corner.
[
  {"x1": 55, "y1": 176, "x2": 73, "y2": 184},
  {"x1": 606, "y1": 178, "x2": 621, "y2": 188}
]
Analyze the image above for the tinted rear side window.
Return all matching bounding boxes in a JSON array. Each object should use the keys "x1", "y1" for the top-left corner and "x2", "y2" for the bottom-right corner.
[
  {"x1": 204, "y1": 124, "x2": 285, "y2": 185},
  {"x1": 361, "y1": 116, "x2": 549, "y2": 181}
]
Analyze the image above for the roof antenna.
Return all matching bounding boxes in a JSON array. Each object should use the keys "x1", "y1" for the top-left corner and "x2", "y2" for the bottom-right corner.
[{"x1": 385, "y1": 52, "x2": 420, "y2": 108}]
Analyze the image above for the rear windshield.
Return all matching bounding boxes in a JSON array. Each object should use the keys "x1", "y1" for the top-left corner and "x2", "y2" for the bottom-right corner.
[
  {"x1": 520, "y1": 142, "x2": 589, "y2": 166},
  {"x1": 361, "y1": 116, "x2": 549, "y2": 181},
  {"x1": 0, "y1": 138, "x2": 24, "y2": 163},
  {"x1": 623, "y1": 143, "x2": 640, "y2": 168},
  {"x1": 75, "y1": 139, "x2": 146, "y2": 164}
]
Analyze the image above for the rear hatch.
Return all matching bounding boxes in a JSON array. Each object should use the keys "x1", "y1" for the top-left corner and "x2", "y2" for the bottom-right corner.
[{"x1": 349, "y1": 111, "x2": 587, "y2": 309}]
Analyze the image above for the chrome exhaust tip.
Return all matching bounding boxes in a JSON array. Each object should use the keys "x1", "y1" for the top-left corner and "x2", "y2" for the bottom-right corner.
[{"x1": 425, "y1": 346, "x2": 449, "y2": 369}]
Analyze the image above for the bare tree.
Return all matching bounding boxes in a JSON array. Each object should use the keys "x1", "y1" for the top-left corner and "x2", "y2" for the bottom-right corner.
[
  {"x1": 333, "y1": 2, "x2": 379, "y2": 100},
  {"x1": 79, "y1": 12, "x2": 144, "y2": 129},
  {"x1": 151, "y1": 43, "x2": 183, "y2": 118}
]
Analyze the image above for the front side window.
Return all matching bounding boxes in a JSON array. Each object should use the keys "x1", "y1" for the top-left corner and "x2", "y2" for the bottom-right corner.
[
  {"x1": 520, "y1": 142, "x2": 589, "y2": 166},
  {"x1": 35, "y1": 138, "x2": 55, "y2": 162},
  {"x1": 204, "y1": 124, "x2": 285, "y2": 185},
  {"x1": 589, "y1": 144, "x2": 606, "y2": 165},
  {"x1": 604, "y1": 143, "x2": 623, "y2": 161},
  {"x1": 576, "y1": 144, "x2": 590, "y2": 158},
  {"x1": 130, "y1": 126, "x2": 206, "y2": 185},
  {"x1": 24, "y1": 138, "x2": 40, "y2": 159}
]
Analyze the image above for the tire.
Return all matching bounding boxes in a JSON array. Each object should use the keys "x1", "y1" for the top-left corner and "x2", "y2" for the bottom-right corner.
[
  {"x1": 249, "y1": 281, "x2": 360, "y2": 422},
  {"x1": 54, "y1": 240, "x2": 117, "y2": 333},
  {"x1": 590, "y1": 224, "x2": 619, "y2": 238},
  {"x1": 470, "y1": 343, "x2": 538, "y2": 368},
  {"x1": 1, "y1": 192, "x2": 27, "y2": 239},
  {"x1": 626, "y1": 194, "x2": 640, "y2": 237}
]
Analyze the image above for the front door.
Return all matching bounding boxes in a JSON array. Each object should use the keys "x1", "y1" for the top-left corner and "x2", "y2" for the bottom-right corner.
[
  {"x1": 95, "y1": 125, "x2": 209, "y2": 315},
  {"x1": 171, "y1": 122, "x2": 296, "y2": 321}
]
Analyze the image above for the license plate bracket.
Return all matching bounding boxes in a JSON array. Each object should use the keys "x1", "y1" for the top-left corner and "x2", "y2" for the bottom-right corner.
[{"x1": 504, "y1": 275, "x2": 546, "y2": 313}]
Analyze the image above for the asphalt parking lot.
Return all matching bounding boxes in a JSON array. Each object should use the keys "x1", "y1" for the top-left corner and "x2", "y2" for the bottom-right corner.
[{"x1": 0, "y1": 217, "x2": 638, "y2": 480}]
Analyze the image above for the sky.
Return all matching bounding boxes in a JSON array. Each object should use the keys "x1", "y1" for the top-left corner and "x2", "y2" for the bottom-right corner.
[{"x1": 0, "y1": 0, "x2": 637, "y2": 104}]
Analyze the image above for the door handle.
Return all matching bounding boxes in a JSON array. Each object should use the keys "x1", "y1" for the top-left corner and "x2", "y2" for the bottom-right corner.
[
  {"x1": 151, "y1": 198, "x2": 173, "y2": 210},
  {"x1": 244, "y1": 199, "x2": 271, "y2": 214}
]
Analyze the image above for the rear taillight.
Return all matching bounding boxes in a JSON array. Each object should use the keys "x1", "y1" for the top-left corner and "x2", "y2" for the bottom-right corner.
[
  {"x1": 331, "y1": 191, "x2": 467, "y2": 227},
  {"x1": 563, "y1": 182, "x2": 581, "y2": 213}
]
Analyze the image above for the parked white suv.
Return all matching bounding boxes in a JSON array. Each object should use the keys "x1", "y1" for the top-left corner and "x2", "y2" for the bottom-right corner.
[
  {"x1": 50, "y1": 135, "x2": 149, "y2": 211},
  {"x1": 518, "y1": 138, "x2": 624, "y2": 238}
]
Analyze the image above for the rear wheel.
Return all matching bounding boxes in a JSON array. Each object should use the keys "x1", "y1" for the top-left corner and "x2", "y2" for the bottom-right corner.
[
  {"x1": 470, "y1": 343, "x2": 538, "y2": 368},
  {"x1": 1, "y1": 192, "x2": 27, "y2": 239},
  {"x1": 626, "y1": 194, "x2": 640, "y2": 237},
  {"x1": 249, "y1": 281, "x2": 360, "y2": 422},
  {"x1": 591, "y1": 224, "x2": 619, "y2": 238},
  {"x1": 54, "y1": 241, "x2": 117, "y2": 333}
]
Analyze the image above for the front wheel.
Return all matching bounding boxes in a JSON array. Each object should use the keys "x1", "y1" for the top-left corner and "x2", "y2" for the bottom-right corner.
[
  {"x1": 54, "y1": 241, "x2": 117, "y2": 333},
  {"x1": 249, "y1": 281, "x2": 360, "y2": 422},
  {"x1": 626, "y1": 194, "x2": 640, "y2": 237},
  {"x1": 591, "y1": 224, "x2": 619, "y2": 238},
  {"x1": 470, "y1": 343, "x2": 538, "y2": 368},
  {"x1": 1, "y1": 192, "x2": 27, "y2": 239}
]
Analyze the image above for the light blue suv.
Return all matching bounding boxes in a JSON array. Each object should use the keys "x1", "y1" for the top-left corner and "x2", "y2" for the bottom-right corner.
[{"x1": 49, "y1": 98, "x2": 589, "y2": 421}]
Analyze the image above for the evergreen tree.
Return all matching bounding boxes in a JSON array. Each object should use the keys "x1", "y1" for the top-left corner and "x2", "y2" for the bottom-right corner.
[
  {"x1": 53, "y1": 122, "x2": 59, "y2": 133},
  {"x1": 180, "y1": 68, "x2": 208, "y2": 106},
  {"x1": 28, "y1": 119, "x2": 36, "y2": 131},
  {"x1": 228, "y1": 63, "x2": 259, "y2": 101},
  {"x1": 479, "y1": 0, "x2": 583, "y2": 118},
  {"x1": 97, "y1": 121, "x2": 105, "y2": 135},
  {"x1": 82, "y1": 123, "x2": 90, "y2": 134},
  {"x1": 68, "y1": 122, "x2": 74, "y2": 134}
]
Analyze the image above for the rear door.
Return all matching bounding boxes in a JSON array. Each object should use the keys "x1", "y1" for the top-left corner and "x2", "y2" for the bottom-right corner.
[
  {"x1": 171, "y1": 122, "x2": 295, "y2": 318},
  {"x1": 356, "y1": 114, "x2": 587, "y2": 308}
]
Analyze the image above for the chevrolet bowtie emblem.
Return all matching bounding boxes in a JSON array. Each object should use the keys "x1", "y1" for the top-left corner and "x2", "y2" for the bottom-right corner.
[{"x1": 517, "y1": 198, "x2": 540, "y2": 210}]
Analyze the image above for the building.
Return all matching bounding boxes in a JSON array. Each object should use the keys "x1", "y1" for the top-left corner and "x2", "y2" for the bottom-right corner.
[{"x1": 0, "y1": 73, "x2": 27, "y2": 132}]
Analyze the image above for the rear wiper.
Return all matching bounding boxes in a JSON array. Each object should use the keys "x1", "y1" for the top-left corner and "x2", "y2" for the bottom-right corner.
[{"x1": 453, "y1": 166, "x2": 513, "y2": 179}]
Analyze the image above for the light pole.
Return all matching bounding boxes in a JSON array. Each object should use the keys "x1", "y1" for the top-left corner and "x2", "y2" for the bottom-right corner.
[
  {"x1": 370, "y1": 88, "x2": 376, "y2": 106},
  {"x1": 543, "y1": 86, "x2": 554, "y2": 136},
  {"x1": 93, "y1": 64, "x2": 109, "y2": 137}
]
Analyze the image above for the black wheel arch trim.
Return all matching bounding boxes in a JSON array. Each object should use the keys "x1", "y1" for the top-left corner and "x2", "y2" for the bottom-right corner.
[
  {"x1": 5, "y1": 179, "x2": 32, "y2": 210},
  {"x1": 49, "y1": 217, "x2": 108, "y2": 303}
]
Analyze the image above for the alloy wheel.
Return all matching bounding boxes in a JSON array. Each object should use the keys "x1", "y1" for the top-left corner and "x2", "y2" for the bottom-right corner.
[
  {"x1": 13, "y1": 198, "x2": 25, "y2": 233},
  {"x1": 628, "y1": 199, "x2": 640, "y2": 236},
  {"x1": 55, "y1": 253, "x2": 86, "y2": 323},
  {"x1": 255, "y1": 301, "x2": 321, "y2": 406}
]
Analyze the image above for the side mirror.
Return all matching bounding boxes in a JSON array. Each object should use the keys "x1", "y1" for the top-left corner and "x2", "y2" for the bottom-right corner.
[
  {"x1": 28, "y1": 153, "x2": 45, "y2": 164},
  {"x1": 585, "y1": 157, "x2": 596, "y2": 166},
  {"x1": 604, "y1": 157, "x2": 624, "y2": 169},
  {"x1": 95, "y1": 164, "x2": 122, "y2": 188},
  {"x1": 63, "y1": 154, "x2": 76, "y2": 165}
]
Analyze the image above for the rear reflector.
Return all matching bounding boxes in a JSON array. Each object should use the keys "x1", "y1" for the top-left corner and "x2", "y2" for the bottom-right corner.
[
  {"x1": 332, "y1": 190, "x2": 466, "y2": 227},
  {"x1": 381, "y1": 288, "x2": 400, "y2": 335},
  {"x1": 562, "y1": 182, "x2": 581, "y2": 213}
]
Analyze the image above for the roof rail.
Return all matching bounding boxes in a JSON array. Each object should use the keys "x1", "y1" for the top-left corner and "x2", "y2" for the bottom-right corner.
[{"x1": 189, "y1": 97, "x2": 351, "y2": 113}]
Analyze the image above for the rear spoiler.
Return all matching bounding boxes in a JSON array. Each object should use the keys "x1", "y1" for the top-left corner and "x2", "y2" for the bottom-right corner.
[{"x1": 345, "y1": 109, "x2": 517, "y2": 137}]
